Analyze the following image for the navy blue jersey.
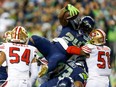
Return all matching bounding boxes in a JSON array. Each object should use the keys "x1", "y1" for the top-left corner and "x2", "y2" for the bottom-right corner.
[
  {"x1": 59, "y1": 26, "x2": 89, "y2": 47},
  {"x1": 40, "y1": 60, "x2": 88, "y2": 87},
  {"x1": 28, "y1": 25, "x2": 89, "y2": 72}
]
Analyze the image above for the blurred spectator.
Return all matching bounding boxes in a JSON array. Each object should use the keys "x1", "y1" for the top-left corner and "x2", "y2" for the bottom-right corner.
[
  {"x1": 107, "y1": 20, "x2": 116, "y2": 61},
  {"x1": 0, "y1": 12, "x2": 15, "y2": 34}
]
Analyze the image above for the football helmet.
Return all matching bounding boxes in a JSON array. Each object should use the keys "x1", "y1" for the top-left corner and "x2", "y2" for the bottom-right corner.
[
  {"x1": 89, "y1": 29, "x2": 106, "y2": 45},
  {"x1": 10, "y1": 26, "x2": 28, "y2": 43},
  {"x1": 70, "y1": 16, "x2": 95, "y2": 34},
  {"x1": 57, "y1": 77, "x2": 74, "y2": 87},
  {"x1": 78, "y1": 16, "x2": 95, "y2": 34},
  {"x1": 3, "y1": 31, "x2": 11, "y2": 42}
]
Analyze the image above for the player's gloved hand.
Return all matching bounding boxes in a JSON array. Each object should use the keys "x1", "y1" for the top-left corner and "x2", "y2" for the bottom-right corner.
[
  {"x1": 38, "y1": 64, "x2": 48, "y2": 78},
  {"x1": 65, "y1": 4, "x2": 79, "y2": 17}
]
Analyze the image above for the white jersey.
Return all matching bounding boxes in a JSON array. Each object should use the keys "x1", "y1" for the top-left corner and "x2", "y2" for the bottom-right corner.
[
  {"x1": 0, "y1": 43, "x2": 37, "y2": 80},
  {"x1": 82, "y1": 44, "x2": 111, "y2": 77}
]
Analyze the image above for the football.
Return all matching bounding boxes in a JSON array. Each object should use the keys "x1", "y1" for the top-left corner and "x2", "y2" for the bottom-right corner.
[{"x1": 63, "y1": 11, "x2": 78, "y2": 20}]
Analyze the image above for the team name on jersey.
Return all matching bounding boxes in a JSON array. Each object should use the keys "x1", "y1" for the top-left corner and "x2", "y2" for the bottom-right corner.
[
  {"x1": 62, "y1": 32, "x2": 88, "y2": 47},
  {"x1": 13, "y1": 43, "x2": 28, "y2": 47},
  {"x1": 97, "y1": 46, "x2": 109, "y2": 50}
]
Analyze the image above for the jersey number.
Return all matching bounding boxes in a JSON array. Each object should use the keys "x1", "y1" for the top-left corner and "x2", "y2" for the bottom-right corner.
[
  {"x1": 58, "y1": 65, "x2": 73, "y2": 80},
  {"x1": 62, "y1": 32, "x2": 85, "y2": 47},
  {"x1": 97, "y1": 51, "x2": 111, "y2": 69},
  {"x1": 9, "y1": 47, "x2": 30, "y2": 65}
]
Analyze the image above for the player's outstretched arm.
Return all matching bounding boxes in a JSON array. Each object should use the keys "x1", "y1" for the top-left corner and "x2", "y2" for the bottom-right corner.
[
  {"x1": 58, "y1": 7, "x2": 68, "y2": 26},
  {"x1": 66, "y1": 46, "x2": 90, "y2": 57},
  {"x1": 0, "y1": 51, "x2": 6, "y2": 66},
  {"x1": 66, "y1": 46, "x2": 82, "y2": 55},
  {"x1": 58, "y1": 4, "x2": 79, "y2": 26}
]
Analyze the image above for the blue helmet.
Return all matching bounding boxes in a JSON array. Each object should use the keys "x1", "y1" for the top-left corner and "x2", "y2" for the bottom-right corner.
[
  {"x1": 70, "y1": 16, "x2": 95, "y2": 34},
  {"x1": 78, "y1": 16, "x2": 95, "y2": 34},
  {"x1": 56, "y1": 77, "x2": 74, "y2": 87}
]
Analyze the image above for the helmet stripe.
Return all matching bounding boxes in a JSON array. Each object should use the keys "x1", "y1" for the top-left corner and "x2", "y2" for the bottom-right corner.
[
  {"x1": 97, "y1": 29, "x2": 106, "y2": 43},
  {"x1": 15, "y1": 26, "x2": 21, "y2": 39},
  {"x1": 14, "y1": 26, "x2": 18, "y2": 39},
  {"x1": 81, "y1": 45, "x2": 91, "y2": 53}
]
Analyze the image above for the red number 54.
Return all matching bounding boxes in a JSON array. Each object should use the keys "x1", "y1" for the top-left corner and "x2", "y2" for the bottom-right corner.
[{"x1": 9, "y1": 47, "x2": 30, "y2": 65}]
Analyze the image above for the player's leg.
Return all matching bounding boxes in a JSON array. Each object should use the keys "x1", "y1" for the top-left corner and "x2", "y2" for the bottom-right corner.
[
  {"x1": 28, "y1": 35, "x2": 52, "y2": 57},
  {"x1": 47, "y1": 53, "x2": 67, "y2": 72}
]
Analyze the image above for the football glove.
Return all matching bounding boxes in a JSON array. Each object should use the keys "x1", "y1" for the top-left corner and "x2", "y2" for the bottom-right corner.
[
  {"x1": 38, "y1": 64, "x2": 48, "y2": 78},
  {"x1": 65, "y1": 4, "x2": 79, "y2": 17}
]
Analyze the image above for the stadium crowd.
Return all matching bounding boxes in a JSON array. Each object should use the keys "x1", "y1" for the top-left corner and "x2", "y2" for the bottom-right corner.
[{"x1": 0, "y1": 0, "x2": 116, "y2": 87}]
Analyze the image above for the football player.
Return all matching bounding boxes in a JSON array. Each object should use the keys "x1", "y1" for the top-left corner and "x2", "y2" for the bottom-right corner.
[
  {"x1": 0, "y1": 31, "x2": 11, "y2": 85},
  {"x1": 28, "y1": 4, "x2": 95, "y2": 77},
  {"x1": 0, "y1": 26, "x2": 38, "y2": 87},
  {"x1": 67, "y1": 29, "x2": 111, "y2": 87},
  {"x1": 40, "y1": 59, "x2": 88, "y2": 87}
]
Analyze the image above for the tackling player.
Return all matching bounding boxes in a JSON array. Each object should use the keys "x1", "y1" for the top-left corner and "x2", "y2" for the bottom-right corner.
[
  {"x1": 28, "y1": 4, "x2": 95, "y2": 77},
  {"x1": 0, "y1": 26, "x2": 38, "y2": 87},
  {"x1": 67, "y1": 29, "x2": 111, "y2": 87}
]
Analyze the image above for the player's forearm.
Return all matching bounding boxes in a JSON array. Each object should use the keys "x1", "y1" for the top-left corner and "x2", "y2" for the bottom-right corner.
[
  {"x1": 66, "y1": 46, "x2": 82, "y2": 55},
  {"x1": 58, "y1": 7, "x2": 66, "y2": 19},
  {"x1": 0, "y1": 51, "x2": 6, "y2": 66},
  {"x1": 58, "y1": 8, "x2": 68, "y2": 26},
  {"x1": 66, "y1": 46, "x2": 88, "y2": 56}
]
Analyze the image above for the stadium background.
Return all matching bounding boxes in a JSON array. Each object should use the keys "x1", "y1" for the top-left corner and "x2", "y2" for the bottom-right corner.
[{"x1": 0, "y1": 0, "x2": 116, "y2": 87}]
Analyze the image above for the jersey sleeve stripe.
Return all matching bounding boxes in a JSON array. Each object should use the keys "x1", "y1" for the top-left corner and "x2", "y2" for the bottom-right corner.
[{"x1": 81, "y1": 46, "x2": 91, "y2": 53}]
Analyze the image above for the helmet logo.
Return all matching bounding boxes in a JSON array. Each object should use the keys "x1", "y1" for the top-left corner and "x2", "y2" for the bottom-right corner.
[{"x1": 91, "y1": 32, "x2": 96, "y2": 37}]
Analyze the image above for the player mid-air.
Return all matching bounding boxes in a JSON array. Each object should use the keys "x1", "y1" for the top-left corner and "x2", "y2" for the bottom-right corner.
[
  {"x1": 28, "y1": 4, "x2": 95, "y2": 77},
  {"x1": 39, "y1": 59, "x2": 88, "y2": 87}
]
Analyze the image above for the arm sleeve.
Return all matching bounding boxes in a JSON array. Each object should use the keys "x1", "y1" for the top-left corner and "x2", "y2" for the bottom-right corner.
[
  {"x1": 66, "y1": 46, "x2": 81, "y2": 55},
  {"x1": 81, "y1": 45, "x2": 92, "y2": 54}
]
